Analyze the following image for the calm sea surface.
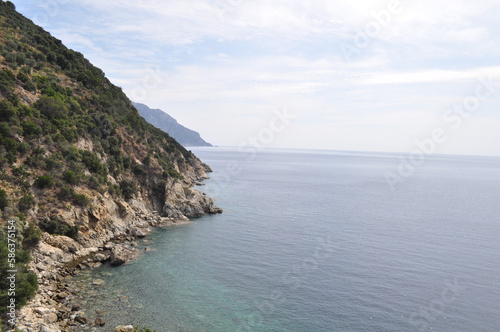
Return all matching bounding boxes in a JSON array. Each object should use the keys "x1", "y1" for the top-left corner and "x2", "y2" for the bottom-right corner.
[{"x1": 72, "y1": 148, "x2": 500, "y2": 331}]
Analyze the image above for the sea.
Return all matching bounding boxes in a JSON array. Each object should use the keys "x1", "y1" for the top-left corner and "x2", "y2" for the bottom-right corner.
[{"x1": 70, "y1": 147, "x2": 500, "y2": 332}]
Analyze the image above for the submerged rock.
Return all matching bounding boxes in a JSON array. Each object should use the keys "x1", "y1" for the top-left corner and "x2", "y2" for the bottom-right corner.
[
  {"x1": 91, "y1": 279, "x2": 106, "y2": 286},
  {"x1": 94, "y1": 317, "x2": 106, "y2": 326}
]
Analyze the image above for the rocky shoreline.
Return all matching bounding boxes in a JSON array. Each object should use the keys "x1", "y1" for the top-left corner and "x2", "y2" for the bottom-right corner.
[{"x1": 12, "y1": 209, "x2": 199, "y2": 332}]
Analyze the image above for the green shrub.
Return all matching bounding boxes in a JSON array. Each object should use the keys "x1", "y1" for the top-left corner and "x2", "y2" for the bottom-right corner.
[
  {"x1": 108, "y1": 184, "x2": 120, "y2": 197},
  {"x1": 62, "y1": 170, "x2": 79, "y2": 185},
  {"x1": 132, "y1": 164, "x2": 144, "y2": 176},
  {"x1": 21, "y1": 120, "x2": 42, "y2": 138},
  {"x1": 34, "y1": 175, "x2": 54, "y2": 189},
  {"x1": 0, "y1": 230, "x2": 38, "y2": 315},
  {"x1": 81, "y1": 150, "x2": 106, "y2": 175},
  {"x1": 1, "y1": 137, "x2": 18, "y2": 153},
  {"x1": 0, "y1": 122, "x2": 12, "y2": 137},
  {"x1": 34, "y1": 95, "x2": 68, "y2": 120},
  {"x1": 17, "y1": 142, "x2": 30, "y2": 154},
  {"x1": 57, "y1": 186, "x2": 75, "y2": 201},
  {"x1": 23, "y1": 223, "x2": 41, "y2": 248},
  {"x1": 12, "y1": 166, "x2": 30, "y2": 178},
  {"x1": 16, "y1": 71, "x2": 29, "y2": 83},
  {"x1": 119, "y1": 179, "x2": 137, "y2": 200},
  {"x1": 18, "y1": 194, "x2": 34, "y2": 211},
  {"x1": 5, "y1": 151, "x2": 17, "y2": 164},
  {"x1": 0, "y1": 100, "x2": 17, "y2": 121},
  {"x1": 0, "y1": 189, "x2": 8, "y2": 209},
  {"x1": 63, "y1": 146, "x2": 81, "y2": 162},
  {"x1": 44, "y1": 154, "x2": 64, "y2": 171},
  {"x1": 5, "y1": 1, "x2": 16, "y2": 10},
  {"x1": 0, "y1": 68, "x2": 16, "y2": 95},
  {"x1": 23, "y1": 79, "x2": 37, "y2": 92},
  {"x1": 39, "y1": 217, "x2": 78, "y2": 239},
  {"x1": 72, "y1": 193, "x2": 89, "y2": 206}
]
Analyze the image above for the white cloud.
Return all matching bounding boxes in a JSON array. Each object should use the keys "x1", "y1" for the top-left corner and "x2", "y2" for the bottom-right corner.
[
  {"x1": 13, "y1": 0, "x2": 500, "y2": 156},
  {"x1": 362, "y1": 67, "x2": 500, "y2": 85}
]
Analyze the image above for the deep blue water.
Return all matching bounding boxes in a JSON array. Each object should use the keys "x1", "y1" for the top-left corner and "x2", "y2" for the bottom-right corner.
[{"x1": 73, "y1": 148, "x2": 500, "y2": 331}]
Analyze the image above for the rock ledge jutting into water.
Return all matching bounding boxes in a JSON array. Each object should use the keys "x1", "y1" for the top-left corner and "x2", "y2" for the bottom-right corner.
[{"x1": 15, "y1": 208, "x2": 219, "y2": 331}]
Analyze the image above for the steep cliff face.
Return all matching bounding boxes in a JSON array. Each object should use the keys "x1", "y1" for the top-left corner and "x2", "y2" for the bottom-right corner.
[
  {"x1": 133, "y1": 102, "x2": 213, "y2": 147},
  {"x1": 0, "y1": 2, "x2": 221, "y2": 235},
  {"x1": 0, "y1": 3, "x2": 221, "y2": 330}
]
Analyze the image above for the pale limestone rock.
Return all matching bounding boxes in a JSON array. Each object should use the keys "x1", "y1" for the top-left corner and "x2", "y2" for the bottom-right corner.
[
  {"x1": 110, "y1": 244, "x2": 138, "y2": 266},
  {"x1": 44, "y1": 312, "x2": 58, "y2": 324}
]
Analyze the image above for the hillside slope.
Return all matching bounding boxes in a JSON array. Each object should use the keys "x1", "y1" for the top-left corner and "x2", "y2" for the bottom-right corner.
[
  {"x1": 134, "y1": 102, "x2": 212, "y2": 147},
  {"x1": 0, "y1": 2, "x2": 221, "y2": 330}
]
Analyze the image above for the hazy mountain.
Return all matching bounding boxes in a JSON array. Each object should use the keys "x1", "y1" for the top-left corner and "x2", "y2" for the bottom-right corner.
[{"x1": 133, "y1": 102, "x2": 212, "y2": 147}]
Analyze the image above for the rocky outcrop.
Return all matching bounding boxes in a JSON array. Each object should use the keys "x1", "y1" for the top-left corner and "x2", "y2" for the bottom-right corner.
[
  {"x1": 163, "y1": 178, "x2": 222, "y2": 218},
  {"x1": 15, "y1": 185, "x2": 219, "y2": 331},
  {"x1": 109, "y1": 244, "x2": 139, "y2": 266}
]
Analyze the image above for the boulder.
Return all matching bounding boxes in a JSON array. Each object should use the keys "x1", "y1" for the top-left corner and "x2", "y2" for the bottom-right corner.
[
  {"x1": 116, "y1": 325, "x2": 134, "y2": 332},
  {"x1": 131, "y1": 227, "x2": 149, "y2": 238},
  {"x1": 39, "y1": 325, "x2": 59, "y2": 332},
  {"x1": 109, "y1": 244, "x2": 138, "y2": 266},
  {"x1": 93, "y1": 253, "x2": 107, "y2": 262},
  {"x1": 44, "y1": 312, "x2": 58, "y2": 324}
]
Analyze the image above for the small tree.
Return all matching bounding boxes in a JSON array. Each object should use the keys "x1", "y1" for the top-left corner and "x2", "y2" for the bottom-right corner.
[
  {"x1": 18, "y1": 194, "x2": 34, "y2": 211},
  {"x1": 0, "y1": 189, "x2": 8, "y2": 210},
  {"x1": 119, "y1": 179, "x2": 137, "y2": 200},
  {"x1": 62, "y1": 170, "x2": 79, "y2": 185},
  {"x1": 72, "y1": 194, "x2": 89, "y2": 206},
  {"x1": 34, "y1": 175, "x2": 54, "y2": 189}
]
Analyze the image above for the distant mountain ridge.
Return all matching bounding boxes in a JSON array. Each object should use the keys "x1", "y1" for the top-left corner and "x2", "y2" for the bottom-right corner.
[{"x1": 133, "y1": 102, "x2": 212, "y2": 147}]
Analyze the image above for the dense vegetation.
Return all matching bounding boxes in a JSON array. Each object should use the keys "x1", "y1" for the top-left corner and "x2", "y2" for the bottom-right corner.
[
  {"x1": 0, "y1": 0, "x2": 206, "y2": 318},
  {"x1": 0, "y1": 0, "x2": 202, "y2": 219},
  {"x1": 0, "y1": 219, "x2": 39, "y2": 316}
]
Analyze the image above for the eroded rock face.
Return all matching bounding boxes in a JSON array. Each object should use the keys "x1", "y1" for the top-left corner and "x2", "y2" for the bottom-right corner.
[
  {"x1": 16, "y1": 160, "x2": 221, "y2": 331},
  {"x1": 163, "y1": 178, "x2": 222, "y2": 219}
]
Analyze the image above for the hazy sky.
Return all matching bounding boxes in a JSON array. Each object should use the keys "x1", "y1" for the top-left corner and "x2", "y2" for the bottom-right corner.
[{"x1": 14, "y1": 0, "x2": 500, "y2": 156}]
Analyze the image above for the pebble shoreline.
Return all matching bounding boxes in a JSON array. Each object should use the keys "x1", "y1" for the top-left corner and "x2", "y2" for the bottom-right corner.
[{"x1": 12, "y1": 211, "x2": 190, "y2": 332}]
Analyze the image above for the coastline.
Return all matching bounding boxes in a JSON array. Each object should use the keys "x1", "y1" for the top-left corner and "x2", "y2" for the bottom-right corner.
[{"x1": 14, "y1": 211, "x2": 195, "y2": 332}]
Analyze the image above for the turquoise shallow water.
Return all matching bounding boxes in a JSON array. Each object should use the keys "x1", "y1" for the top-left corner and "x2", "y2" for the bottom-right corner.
[{"x1": 72, "y1": 148, "x2": 500, "y2": 331}]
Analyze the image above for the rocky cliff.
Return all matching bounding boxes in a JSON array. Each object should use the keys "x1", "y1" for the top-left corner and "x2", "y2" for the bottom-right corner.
[{"x1": 0, "y1": 2, "x2": 221, "y2": 330}]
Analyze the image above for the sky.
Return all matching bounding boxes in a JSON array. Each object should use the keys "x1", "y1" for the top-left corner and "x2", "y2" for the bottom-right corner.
[{"x1": 13, "y1": 0, "x2": 500, "y2": 156}]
